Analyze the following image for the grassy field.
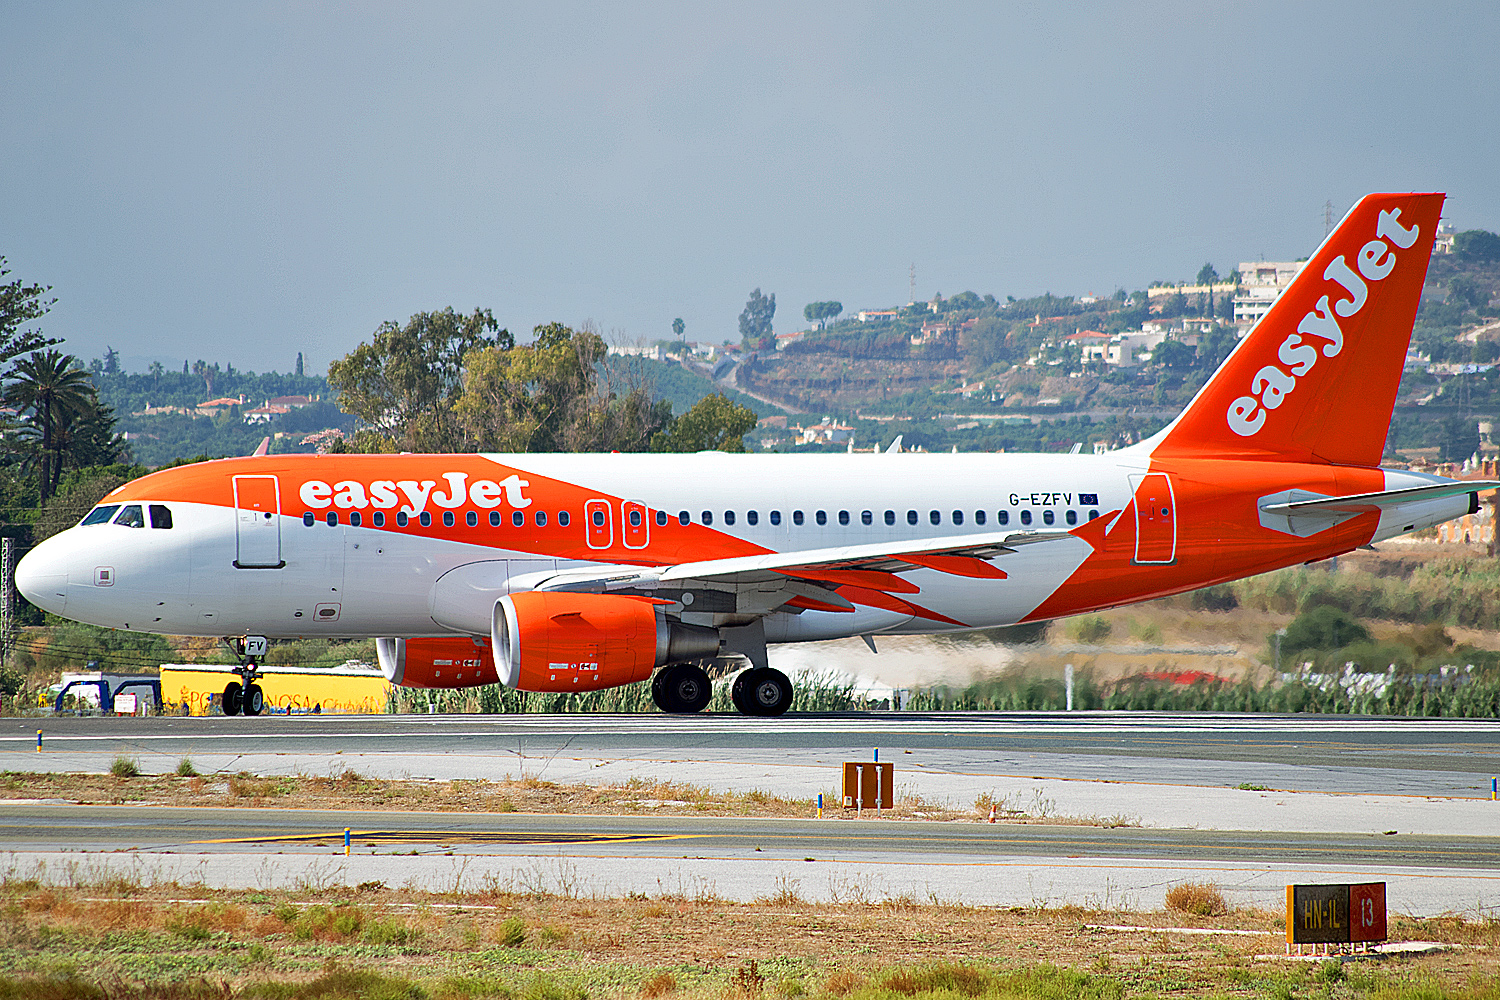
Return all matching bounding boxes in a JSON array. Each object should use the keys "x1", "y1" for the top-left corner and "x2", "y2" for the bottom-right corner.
[{"x1": 0, "y1": 868, "x2": 1496, "y2": 999}]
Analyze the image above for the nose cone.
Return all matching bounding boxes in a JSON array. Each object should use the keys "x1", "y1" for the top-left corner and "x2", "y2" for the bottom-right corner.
[{"x1": 15, "y1": 536, "x2": 68, "y2": 614}]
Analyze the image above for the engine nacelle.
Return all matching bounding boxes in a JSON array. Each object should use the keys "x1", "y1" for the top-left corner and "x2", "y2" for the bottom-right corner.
[
  {"x1": 492, "y1": 592, "x2": 720, "y2": 692},
  {"x1": 376, "y1": 635, "x2": 499, "y2": 689}
]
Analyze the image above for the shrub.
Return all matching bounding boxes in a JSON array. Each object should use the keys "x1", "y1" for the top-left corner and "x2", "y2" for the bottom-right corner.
[
  {"x1": 497, "y1": 916, "x2": 526, "y2": 947},
  {"x1": 108, "y1": 757, "x2": 139, "y2": 778},
  {"x1": 176, "y1": 758, "x2": 199, "y2": 777},
  {"x1": 1165, "y1": 882, "x2": 1227, "y2": 916},
  {"x1": 640, "y1": 973, "x2": 676, "y2": 998}
]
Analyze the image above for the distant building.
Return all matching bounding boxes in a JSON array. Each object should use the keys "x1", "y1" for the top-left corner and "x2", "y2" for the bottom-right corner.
[
  {"x1": 1435, "y1": 221, "x2": 1456, "y2": 254},
  {"x1": 793, "y1": 418, "x2": 854, "y2": 445},
  {"x1": 1233, "y1": 260, "x2": 1304, "y2": 327},
  {"x1": 608, "y1": 343, "x2": 664, "y2": 360},
  {"x1": 244, "y1": 404, "x2": 290, "y2": 425},
  {"x1": 775, "y1": 330, "x2": 808, "y2": 350},
  {"x1": 266, "y1": 395, "x2": 316, "y2": 408},
  {"x1": 910, "y1": 322, "x2": 952, "y2": 346},
  {"x1": 857, "y1": 309, "x2": 898, "y2": 323}
]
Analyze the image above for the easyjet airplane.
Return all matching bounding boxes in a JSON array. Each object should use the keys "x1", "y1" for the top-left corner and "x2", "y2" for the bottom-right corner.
[{"x1": 15, "y1": 192, "x2": 1491, "y2": 717}]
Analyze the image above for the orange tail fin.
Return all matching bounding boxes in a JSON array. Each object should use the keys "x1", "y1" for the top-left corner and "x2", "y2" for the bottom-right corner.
[{"x1": 1153, "y1": 192, "x2": 1444, "y2": 466}]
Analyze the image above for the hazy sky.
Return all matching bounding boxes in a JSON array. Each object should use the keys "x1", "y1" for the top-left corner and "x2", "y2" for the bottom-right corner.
[{"x1": 3, "y1": 2, "x2": 1498, "y2": 374}]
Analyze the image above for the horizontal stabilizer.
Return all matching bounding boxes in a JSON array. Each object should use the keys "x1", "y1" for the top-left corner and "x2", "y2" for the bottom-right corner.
[{"x1": 1260, "y1": 480, "x2": 1498, "y2": 515}]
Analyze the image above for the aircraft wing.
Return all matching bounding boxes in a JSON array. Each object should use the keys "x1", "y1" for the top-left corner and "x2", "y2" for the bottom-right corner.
[{"x1": 521, "y1": 518, "x2": 1115, "y2": 625}]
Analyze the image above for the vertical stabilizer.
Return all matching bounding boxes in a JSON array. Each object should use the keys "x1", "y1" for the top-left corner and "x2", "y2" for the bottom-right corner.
[{"x1": 1153, "y1": 192, "x2": 1443, "y2": 466}]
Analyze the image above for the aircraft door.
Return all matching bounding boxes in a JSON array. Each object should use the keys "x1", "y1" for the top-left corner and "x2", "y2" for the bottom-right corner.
[
  {"x1": 233, "y1": 475, "x2": 284, "y2": 568},
  {"x1": 584, "y1": 499, "x2": 613, "y2": 549},
  {"x1": 621, "y1": 500, "x2": 649, "y2": 549},
  {"x1": 1130, "y1": 473, "x2": 1176, "y2": 564}
]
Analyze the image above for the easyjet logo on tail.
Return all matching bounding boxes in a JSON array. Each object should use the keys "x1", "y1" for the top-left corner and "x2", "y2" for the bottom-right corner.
[{"x1": 1226, "y1": 208, "x2": 1421, "y2": 437}]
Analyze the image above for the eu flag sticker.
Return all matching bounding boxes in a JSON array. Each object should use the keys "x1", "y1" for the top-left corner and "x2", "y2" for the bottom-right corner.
[{"x1": 1079, "y1": 493, "x2": 1098, "y2": 505}]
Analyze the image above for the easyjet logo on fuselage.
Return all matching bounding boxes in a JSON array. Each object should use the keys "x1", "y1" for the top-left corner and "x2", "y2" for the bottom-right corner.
[
  {"x1": 299, "y1": 472, "x2": 532, "y2": 516},
  {"x1": 1226, "y1": 207, "x2": 1422, "y2": 437}
]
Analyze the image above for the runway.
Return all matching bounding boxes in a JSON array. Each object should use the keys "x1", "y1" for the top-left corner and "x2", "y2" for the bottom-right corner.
[{"x1": 4, "y1": 712, "x2": 1499, "y2": 914}]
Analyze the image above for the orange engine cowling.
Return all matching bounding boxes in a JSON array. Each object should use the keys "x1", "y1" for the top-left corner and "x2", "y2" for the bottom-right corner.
[
  {"x1": 376, "y1": 635, "x2": 499, "y2": 689},
  {"x1": 492, "y1": 591, "x2": 720, "y2": 693}
]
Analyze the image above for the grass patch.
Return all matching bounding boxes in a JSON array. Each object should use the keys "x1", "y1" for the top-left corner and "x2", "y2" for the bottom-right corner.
[
  {"x1": 1164, "y1": 882, "x2": 1228, "y2": 917},
  {"x1": 108, "y1": 757, "x2": 140, "y2": 778}
]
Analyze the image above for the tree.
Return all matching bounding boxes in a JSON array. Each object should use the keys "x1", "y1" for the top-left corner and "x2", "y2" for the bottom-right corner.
[
  {"x1": 192, "y1": 360, "x2": 219, "y2": 399},
  {"x1": 1196, "y1": 263, "x2": 1219, "y2": 286},
  {"x1": 1197, "y1": 324, "x2": 1238, "y2": 370},
  {"x1": 1152, "y1": 338, "x2": 1196, "y2": 370},
  {"x1": 456, "y1": 321, "x2": 669, "y2": 453},
  {"x1": 1439, "y1": 414, "x2": 1479, "y2": 463},
  {"x1": 1454, "y1": 229, "x2": 1500, "y2": 264},
  {"x1": 652, "y1": 393, "x2": 759, "y2": 453},
  {"x1": 148, "y1": 360, "x2": 164, "y2": 387},
  {"x1": 4, "y1": 350, "x2": 100, "y2": 500},
  {"x1": 802, "y1": 300, "x2": 843, "y2": 330},
  {"x1": 672, "y1": 318, "x2": 685, "y2": 339},
  {"x1": 1281, "y1": 606, "x2": 1371, "y2": 659},
  {"x1": 296, "y1": 351, "x2": 305, "y2": 376},
  {"x1": 329, "y1": 307, "x2": 507, "y2": 452},
  {"x1": 0, "y1": 257, "x2": 60, "y2": 375},
  {"x1": 102, "y1": 346, "x2": 120, "y2": 375},
  {"x1": 739, "y1": 288, "x2": 776, "y2": 349}
]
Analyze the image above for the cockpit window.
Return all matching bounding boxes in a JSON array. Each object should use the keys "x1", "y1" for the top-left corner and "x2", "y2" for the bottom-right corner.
[
  {"x1": 81, "y1": 505, "x2": 121, "y2": 526},
  {"x1": 149, "y1": 504, "x2": 173, "y2": 529},
  {"x1": 113, "y1": 505, "x2": 146, "y2": 528}
]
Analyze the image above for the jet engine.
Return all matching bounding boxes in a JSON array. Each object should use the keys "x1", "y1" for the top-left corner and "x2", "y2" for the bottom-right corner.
[
  {"x1": 376, "y1": 635, "x2": 498, "y2": 689},
  {"x1": 492, "y1": 592, "x2": 720, "y2": 692}
]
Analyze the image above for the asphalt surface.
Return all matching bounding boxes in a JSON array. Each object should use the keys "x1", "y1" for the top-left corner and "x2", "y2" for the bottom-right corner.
[
  {"x1": 2, "y1": 804, "x2": 1498, "y2": 869},
  {"x1": 5, "y1": 711, "x2": 1499, "y2": 796}
]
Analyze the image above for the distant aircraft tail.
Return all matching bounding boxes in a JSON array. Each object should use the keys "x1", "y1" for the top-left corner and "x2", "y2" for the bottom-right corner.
[{"x1": 1152, "y1": 192, "x2": 1444, "y2": 467}]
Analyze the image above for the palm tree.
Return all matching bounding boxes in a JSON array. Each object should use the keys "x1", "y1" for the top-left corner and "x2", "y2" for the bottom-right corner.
[{"x1": 4, "y1": 350, "x2": 96, "y2": 500}]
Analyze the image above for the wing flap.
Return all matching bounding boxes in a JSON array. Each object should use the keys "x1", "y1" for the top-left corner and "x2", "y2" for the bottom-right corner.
[{"x1": 1260, "y1": 480, "x2": 1498, "y2": 515}]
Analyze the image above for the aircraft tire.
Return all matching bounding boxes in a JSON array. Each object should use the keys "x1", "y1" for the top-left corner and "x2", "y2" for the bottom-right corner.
[
  {"x1": 739, "y1": 667, "x2": 793, "y2": 717},
  {"x1": 653, "y1": 663, "x2": 711, "y2": 714},
  {"x1": 243, "y1": 684, "x2": 264, "y2": 716},
  {"x1": 222, "y1": 682, "x2": 242, "y2": 717}
]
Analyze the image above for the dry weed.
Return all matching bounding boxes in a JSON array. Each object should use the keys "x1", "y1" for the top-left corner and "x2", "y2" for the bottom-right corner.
[
  {"x1": 1164, "y1": 882, "x2": 1228, "y2": 917},
  {"x1": 640, "y1": 972, "x2": 677, "y2": 998}
]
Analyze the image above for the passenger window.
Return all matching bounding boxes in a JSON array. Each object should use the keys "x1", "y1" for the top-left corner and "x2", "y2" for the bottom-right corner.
[
  {"x1": 559, "y1": 511, "x2": 571, "y2": 526},
  {"x1": 770, "y1": 511, "x2": 782, "y2": 526},
  {"x1": 443, "y1": 511, "x2": 455, "y2": 527},
  {"x1": 536, "y1": 511, "x2": 547, "y2": 526},
  {"x1": 350, "y1": 512, "x2": 362, "y2": 527},
  {"x1": 148, "y1": 505, "x2": 173, "y2": 528},
  {"x1": 303, "y1": 511, "x2": 315, "y2": 526},
  {"x1": 906, "y1": 510, "x2": 918, "y2": 525},
  {"x1": 998, "y1": 510, "x2": 1009, "y2": 526},
  {"x1": 397, "y1": 512, "x2": 409, "y2": 527},
  {"x1": 1088, "y1": 509, "x2": 1100, "y2": 521},
  {"x1": 512, "y1": 511, "x2": 524, "y2": 527},
  {"x1": 419, "y1": 512, "x2": 431, "y2": 527},
  {"x1": 374, "y1": 512, "x2": 386, "y2": 527},
  {"x1": 467, "y1": 511, "x2": 478, "y2": 527},
  {"x1": 678, "y1": 511, "x2": 689, "y2": 525},
  {"x1": 839, "y1": 510, "x2": 850, "y2": 525},
  {"x1": 748, "y1": 510, "x2": 760, "y2": 525},
  {"x1": 1066, "y1": 510, "x2": 1077, "y2": 526},
  {"x1": 656, "y1": 510, "x2": 667, "y2": 526},
  {"x1": 1020, "y1": 510, "x2": 1032, "y2": 526},
  {"x1": 952, "y1": 510, "x2": 963, "y2": 526},
  {"x1": 975, "y1": 510, "x2": 986, "y2": 526},
  {"x1": 114, "y1": 505, "x2": 145, "y2": 528},
  {"x1": 929, "y1": 510, "x2": 941, "y2": 525},
  {"x1": 862, "y1": 510, "x2": 873, "y2": 525},
  {"x1": 816, "y1": 510, "x2": 827, "y2": 526},
  {"x1": 702, "y1": 511, "x2": 713, "y2": 525},
  {"x1": 490, "y1": 511, "x2": 502, "y2": 526},
  {"x1": 82, "y1": 505, "x2": 121, "y2": 526},
  {"x1": 1043, "y1": 510, "x2": 1055, "y2": 526},
  {"x1": 326, "y1": 511, "x2": 339, "y2": 527},
  {"x1": 793, "y1": 510, "x2": 804, "y2": 526},
  {"x1": 724, "y1": 511, "x2": 736, "y2": 526},
  {"x1": 884, "y1": 510, "x2": 895, "y2": 525}
]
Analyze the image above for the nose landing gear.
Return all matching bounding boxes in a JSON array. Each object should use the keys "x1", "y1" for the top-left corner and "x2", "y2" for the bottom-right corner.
[{"x1": 220, "y1": 635, "x2": 268, "y2": 717}]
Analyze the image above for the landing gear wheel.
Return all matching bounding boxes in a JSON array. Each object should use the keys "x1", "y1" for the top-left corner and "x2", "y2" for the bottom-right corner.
[
  {"x1": 222, "y1": 681, "x2": 242, "y2": 717},
  {"x1": 651, "y1": 663, "x2": 712, "y2": 714},
  {"x1": 242, "y1": 683, "x2": 264, "y2": 716},
  {"x1": 735, "y1": 667, "x2": 793, "y2": 717}
]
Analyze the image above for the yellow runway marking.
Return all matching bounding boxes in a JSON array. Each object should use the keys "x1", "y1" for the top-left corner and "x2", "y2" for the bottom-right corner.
[{"x1": 190, "y1": 830, "x2": 693, "y2": 846}]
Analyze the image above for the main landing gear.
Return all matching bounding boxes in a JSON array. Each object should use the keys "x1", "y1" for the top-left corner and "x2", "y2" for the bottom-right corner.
[
  {"x1": 220, "y1": 635, "x2": 268, "y2": 717},
  {"x1": 731, "y1": 667, "x2": 794, "y2": 717},
  {"x1": 648, "y1": 662, "x2": 795, "y2": 716},
  {"x1": 651, "y1": 662, "x2": 712, "y2": 714}
]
